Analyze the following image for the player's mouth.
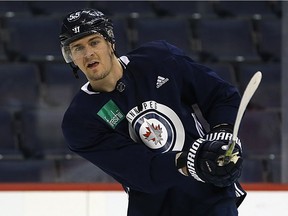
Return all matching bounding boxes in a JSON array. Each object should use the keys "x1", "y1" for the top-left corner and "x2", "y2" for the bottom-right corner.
[{"x1": 87, "y1": 61, "x2": 99, "y2": 69}]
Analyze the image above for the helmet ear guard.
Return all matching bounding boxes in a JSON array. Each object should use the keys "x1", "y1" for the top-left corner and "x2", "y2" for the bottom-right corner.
[{"x1": 61, "y1": 45, "x2": 73, "y2": 63}]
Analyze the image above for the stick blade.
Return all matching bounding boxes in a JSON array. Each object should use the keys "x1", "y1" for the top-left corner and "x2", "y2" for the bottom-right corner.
[{"x1": 250, "y1": 71, "x2": 262, "y2": 89}]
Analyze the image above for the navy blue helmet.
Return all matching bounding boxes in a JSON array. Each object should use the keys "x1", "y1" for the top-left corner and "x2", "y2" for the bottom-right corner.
[{"x1": 59, "y1": 8, "x2": 115, "y2": 63}]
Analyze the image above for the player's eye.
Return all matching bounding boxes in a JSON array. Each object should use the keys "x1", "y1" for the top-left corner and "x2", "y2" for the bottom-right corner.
[
  {"x1": 71, "y1": 45, "x2": 84, "y2": 54},
  {"x1": 90, "y1": 39, "x2": 100, "y2": 47}
]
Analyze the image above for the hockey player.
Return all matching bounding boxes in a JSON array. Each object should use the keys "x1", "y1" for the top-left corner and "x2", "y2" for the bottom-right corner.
[{"x1": 60, "y1": 8, "x2": 246, "y2": 216}]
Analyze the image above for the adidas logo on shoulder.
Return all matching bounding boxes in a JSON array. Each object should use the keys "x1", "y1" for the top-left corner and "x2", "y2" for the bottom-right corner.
[{"x1": 156, "y1": 76, "x2": 169, "y2": 88}]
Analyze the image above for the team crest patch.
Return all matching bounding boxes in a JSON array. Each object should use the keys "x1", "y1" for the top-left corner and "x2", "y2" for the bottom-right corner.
[
  {"x1": 97, "y1": 100, "x2": 124, "y2": 129},
  {"x1": 136, "y1": 112, "x2": 174, "y2": 153},
  {"x1": 127, "y1": 101, "x2": 185, "y2": 153}
]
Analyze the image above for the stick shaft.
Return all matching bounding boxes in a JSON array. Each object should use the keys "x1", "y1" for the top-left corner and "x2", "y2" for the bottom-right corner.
[{"x1": 224, "y1": 71, "x2": 262, "y2": 159}]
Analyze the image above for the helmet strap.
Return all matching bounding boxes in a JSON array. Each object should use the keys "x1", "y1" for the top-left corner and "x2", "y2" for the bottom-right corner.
[{"x1": 69, "y1": 63, "x2": 79, "y2": 79}]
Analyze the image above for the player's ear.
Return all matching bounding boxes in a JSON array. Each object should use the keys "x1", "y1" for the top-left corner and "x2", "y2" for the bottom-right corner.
[
  {"x1": 72, "y1": 58, "x2": 78, "y2": 66},
  {"x1": 109, "y1": 42, "x2": 116, "y2": 54},
  {"x1": 70, "y1": 53, "x2": 78, "y2": 66}
]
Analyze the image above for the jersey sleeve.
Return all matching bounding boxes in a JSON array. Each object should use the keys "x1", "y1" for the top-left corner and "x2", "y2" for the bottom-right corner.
[{"x1": 170, "y1": 54, "x2": 240, "y2": 129}]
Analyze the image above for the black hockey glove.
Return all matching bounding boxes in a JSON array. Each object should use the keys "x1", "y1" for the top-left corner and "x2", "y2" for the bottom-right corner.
[{"x1": 177, "y1": 125, "x2": 242, "y2": 187}]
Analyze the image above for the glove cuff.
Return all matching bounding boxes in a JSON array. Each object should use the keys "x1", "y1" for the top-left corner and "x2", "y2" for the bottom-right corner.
[
  {"x1": 211, "y1": 123, "x2": 233, "y2": 133},
  {"x1": 205, "y1": 130, "x2": 233, "y2": 142},
  {"x1": 186, "y1": 138, "x2": 206, "y2": 183},
  {"x1": 205, "y1": 124, "x2": 242, "y2": 150}
]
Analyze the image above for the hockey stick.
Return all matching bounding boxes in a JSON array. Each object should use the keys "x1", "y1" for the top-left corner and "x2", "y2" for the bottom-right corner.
[{"x1": 219, "y1": 71, "x2": 262, "y2": 166}]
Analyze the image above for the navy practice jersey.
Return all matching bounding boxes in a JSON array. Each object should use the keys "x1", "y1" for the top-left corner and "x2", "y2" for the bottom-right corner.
[{"x1": 62, "y1": 40, "x2": 246, "y2": 215}]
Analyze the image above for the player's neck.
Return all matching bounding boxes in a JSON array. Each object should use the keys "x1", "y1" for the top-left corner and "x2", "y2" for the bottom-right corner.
[{"x1": 90, "y1": 56, "x2": 123, "y2": 92}]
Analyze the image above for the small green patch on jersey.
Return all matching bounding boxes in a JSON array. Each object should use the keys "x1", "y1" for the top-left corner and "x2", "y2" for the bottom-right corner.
[{"x1": 97, "y1": 100, "x2": 124, "y2": 129}]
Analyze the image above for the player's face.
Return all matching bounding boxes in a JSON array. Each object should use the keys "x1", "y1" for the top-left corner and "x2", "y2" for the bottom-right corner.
[{"x1": 69, "y1": 34, "x2": 115, "y2": 82}]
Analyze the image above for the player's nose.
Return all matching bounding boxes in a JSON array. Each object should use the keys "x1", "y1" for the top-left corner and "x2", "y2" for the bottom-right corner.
[{"x1": 83, "y1": 46, "x2": 95, "y2": 58}]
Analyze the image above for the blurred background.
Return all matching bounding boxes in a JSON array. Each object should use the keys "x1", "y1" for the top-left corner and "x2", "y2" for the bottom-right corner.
[{"x1": 0, "y1": 0, "x2": 285, "y2": 183}]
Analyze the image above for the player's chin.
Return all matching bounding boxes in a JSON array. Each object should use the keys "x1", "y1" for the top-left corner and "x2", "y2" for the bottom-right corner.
[{"x1": 90, "y1": 71, "x2": 110, "y2": 81}]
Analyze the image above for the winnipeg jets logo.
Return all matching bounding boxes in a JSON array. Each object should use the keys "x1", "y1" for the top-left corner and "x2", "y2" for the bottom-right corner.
[
  {"x1": 127, "y1": 101, "x2": 185, "y2": 153},
  {"x1": 143, "y1": 119, "x2": 163, "y2": 145}
]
